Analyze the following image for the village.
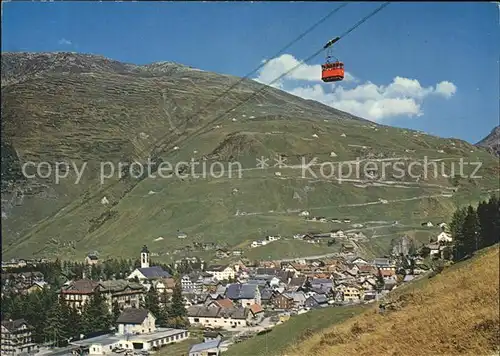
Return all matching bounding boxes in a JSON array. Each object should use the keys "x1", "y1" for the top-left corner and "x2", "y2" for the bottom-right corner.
[{"x1": 1, "y1": 221, "x2": 455, "y2": 356}]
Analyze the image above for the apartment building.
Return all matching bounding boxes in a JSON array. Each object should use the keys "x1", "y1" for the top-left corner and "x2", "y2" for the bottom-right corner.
[
  {"x1": 1, "y1": 319, "x2": 38, "y2": 356},
  {"x1": 60, "y1": 279, "x2": 145, "y2": 312}
]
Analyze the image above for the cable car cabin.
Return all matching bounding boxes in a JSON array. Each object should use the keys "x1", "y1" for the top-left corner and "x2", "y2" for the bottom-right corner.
[{"x1": 321, "y1": 61, "x2": 344, "y2": 82}]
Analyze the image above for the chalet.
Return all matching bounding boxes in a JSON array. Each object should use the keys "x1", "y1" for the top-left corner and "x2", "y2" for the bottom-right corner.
[
  {"x1": 1, "y1": 319, "x2": 38, "y2": 355},
  {"x1": 215, "y1": 249, "x2": 230, "y2": 259},
  {"x1": 187, "y1": 306, "x2": 250, "y2": 329},
  {"x1": 282, "y1": 291, "x2": 307, "y2": 308},
  {"x1": 205, "y1": 265, "x2": 236, "y2": 281},
  {"x1": 26, "y1": 281, "x2": 49, "y2": 294},
  {"x1": 336, "y1": 284, "x2": 364, "y2": 302},
  {"x1": 154, "y1": 278, "x2": 176, "y2": 296},
  {"x1": 437, "y1": 232, "x2": 452, "y2": 243},
  {"x1": 225, "y1": 283, "x2": 261, "y2": 307},
  {"x1": 305, "y1": 294, "x2": 328, "y2": 308},
  {"x1": 181, "y1": 274, "x2": 204, "y2": 293},
  {"x1": 116, "y1": 308, "x2": 156, "y2": 335},
  {"x1": 85, "y1": 253, "x2": 99, "y2": 265},
  {"x1": 271, "y1": 293, "x2": 294, "y2": 310}
]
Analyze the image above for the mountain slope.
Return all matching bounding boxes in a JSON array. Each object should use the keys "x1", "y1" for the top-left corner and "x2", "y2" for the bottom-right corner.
[
  {"x1": 286, "y1": 245, "x2": 500, "y2": 356},
  {"x1": 476, "y1": 125, "x2": 500, "y2": 157},
  {"x1": 1, "y1": 52, "x2": 499, "y2": 260}
]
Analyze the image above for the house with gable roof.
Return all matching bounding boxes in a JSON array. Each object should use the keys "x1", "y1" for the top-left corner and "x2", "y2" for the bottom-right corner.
[{"x1": 225, "y1": 283, "x2": 261, "y2": 307}]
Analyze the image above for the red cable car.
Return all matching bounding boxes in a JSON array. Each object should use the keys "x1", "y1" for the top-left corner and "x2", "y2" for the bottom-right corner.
[
  {"x1": 321, "y1": 60, "x2": 344, "y2": 83},
  {"x1": 321, "y1": 36, "x2": 344, "y2": 83}
]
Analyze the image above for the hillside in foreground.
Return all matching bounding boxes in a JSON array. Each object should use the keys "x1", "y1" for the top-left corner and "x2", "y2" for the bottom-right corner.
[
  {"x1": 1, "y1": 52, "x2": 499, "y2": 261},
  {"x1": 285, "y1": 245, "x2": 500, "y2": 356}
]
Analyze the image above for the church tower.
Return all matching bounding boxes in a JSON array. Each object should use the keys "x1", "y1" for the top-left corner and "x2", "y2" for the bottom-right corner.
[{"x1": 141, "y1": 245, "x2": 150, "y2": 268}]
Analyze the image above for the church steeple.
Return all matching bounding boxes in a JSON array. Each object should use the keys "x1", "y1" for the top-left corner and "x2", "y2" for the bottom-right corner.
[{"x1": 141, "y1": 245, "x2": 150, "y2": 268}]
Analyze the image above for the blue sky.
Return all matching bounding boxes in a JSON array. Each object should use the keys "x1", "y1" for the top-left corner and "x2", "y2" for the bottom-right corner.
[{"x1": 2, "y1": 1, "x2": 499, "y2": 143}]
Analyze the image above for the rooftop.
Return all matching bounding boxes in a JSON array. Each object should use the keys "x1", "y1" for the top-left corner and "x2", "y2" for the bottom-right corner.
[
  {"x1": 70, "y1": 328, "x2": 188, "y2": 347},
  {"x1": 206, "y1": 264, "x2": 229, "y2": 272},
  {"x1": 137, "y1": 266, "x2": 171, "y2": 279},
  {"x1": 116, "y1": 308, "x2": 151, "y2": 324},
  {"x1": 189, "y1": 339, "x2": 221, "y2": 353},
  {"x1": 1, "y1": 318, "x2": 32, "y2": 331}
]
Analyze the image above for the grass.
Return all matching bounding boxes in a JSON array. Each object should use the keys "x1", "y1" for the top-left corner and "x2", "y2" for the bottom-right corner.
[
  {"x1": 155, "y1": 337, "x2": 203, "y2": 356},
  {"x1": 223, "y1": 305, "x2": 367, "y2": 356},
  {"x1": 285, "y1": 244, "x2": 500, "y2": 356}
]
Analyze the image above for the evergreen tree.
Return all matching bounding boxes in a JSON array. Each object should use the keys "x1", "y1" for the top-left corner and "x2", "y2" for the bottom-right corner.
[
  {"x1": 491, "y1": 195, "x2": 500, "y2": 246},
  {"x1": 450, "y1": 206, "x2": 468, "y2": 261},
  {"x1": 478, "y1": 195, "x2": 500, "y2": 248},
  {"x1": 81, "y1": 291, "x2": 112, "y2": 334},
  {"x1": 44, "y1": 301, "x2": 67, "y2": 346},
  {"x1": 462, "y1": 205, "x2": 481, "y2": 255},
  {"x1": 111, "y1": 301, "x2": 121, "y2": 326},
  {"x1": 375, "y1": 268, "x2": 385, "y2": 292},
  {"x1": 167, "y1": 278, "x2": 188, "y2": 328},
  {"x1": 143, "y1": 286, "x2": 163, "y2": 323}
]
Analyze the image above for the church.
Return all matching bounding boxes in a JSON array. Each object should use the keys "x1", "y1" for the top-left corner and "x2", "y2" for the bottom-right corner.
[{"x1": 127, "y1": 245, "x2": 171, "y2": 283}]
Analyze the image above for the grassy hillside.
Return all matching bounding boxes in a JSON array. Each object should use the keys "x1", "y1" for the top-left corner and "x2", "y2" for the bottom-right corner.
[
  {"x1": 1, "y1": 52, "x2": 499, "y2": 261},
  {"x1": 224, "y1": 305, "x2": 367, "y2": 356},
  {"x1": 285, "y1": 245, "x2": 500, "y2": 356}
]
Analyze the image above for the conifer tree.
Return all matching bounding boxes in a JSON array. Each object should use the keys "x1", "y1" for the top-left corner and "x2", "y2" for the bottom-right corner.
[
  {"x1": 143, "y1": 285, "x2": 163, "y2": 324},
  {"x1": 111, "y1": 300, "x2": 122, "y2": 326},
  {"x1": 450, "y1": 206, "x2": 467, "y2": 261},
  {"x1": 167, "y1": 278, "x2": 188, "y2": 328},
  {"x1": 44, "y1": 301, "x2": 67, "y2": 346},
  {"x1": 462, "y1": 205, "x2": 481, "y2": 255},
  {"x1": 81, "y1": 291, "x2": 112, "y2": 334}
]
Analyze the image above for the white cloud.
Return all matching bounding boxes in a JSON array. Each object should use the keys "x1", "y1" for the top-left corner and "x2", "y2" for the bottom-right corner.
[
  {"x1": 254, "y1": 54, "x2": 457, "y2": 122},
  {"x1": 435, "y1": 81, "x2": 457, "y2": 98},
  {"x1": 58, "y1": 38, "x2": 72, "y2": 46}
]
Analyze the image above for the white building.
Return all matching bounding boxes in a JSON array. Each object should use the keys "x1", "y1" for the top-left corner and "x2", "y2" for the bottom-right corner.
[
  {"x1": 332, "y1": 230, "x2": 345, "y2": 238},
  {"x1": 437, "y1": 232, "x2": 452, "y2": 243},
  {"x1": 187, "y1": 306, "x2": 250, "y2": 329},
  {"x1": 70, "y1": 309, "x2": 189, "y2": 354},
  {"x1": 205, "y1": 265, "x2": 236, "y2": 281},
  {"x1": 117, "y1": 309, "x2": 156, "y2": 335}
]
